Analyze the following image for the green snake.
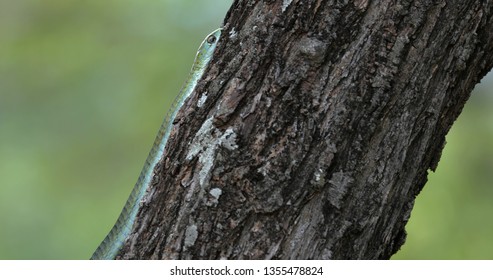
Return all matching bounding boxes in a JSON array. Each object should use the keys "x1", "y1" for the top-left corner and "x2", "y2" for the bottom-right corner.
[{"x1": 91, "y1": 28, "x2": 222, "y2": 260}]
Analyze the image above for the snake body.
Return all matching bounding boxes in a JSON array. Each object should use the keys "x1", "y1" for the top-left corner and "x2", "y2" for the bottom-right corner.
[{"x1": 91, "y1": 28, "x2": 222, "y2": 260}]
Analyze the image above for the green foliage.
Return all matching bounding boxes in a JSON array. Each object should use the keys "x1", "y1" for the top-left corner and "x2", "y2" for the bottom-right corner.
[
  {"x1": 0, "y1": 0, "x2": 230, "y2": 259},
  {"x1": 0, "y1": 0, "x2": 491, "y2": 259}
]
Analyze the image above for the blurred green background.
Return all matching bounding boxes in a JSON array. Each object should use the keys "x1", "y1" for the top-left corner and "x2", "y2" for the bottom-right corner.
[{"x1": 0, "y1": 1, "x2": 492, "y2": 260}]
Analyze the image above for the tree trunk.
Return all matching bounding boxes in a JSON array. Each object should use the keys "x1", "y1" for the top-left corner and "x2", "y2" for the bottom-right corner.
[{"x1": 117, "y1": 0, "x2": 493, "y2": 259}]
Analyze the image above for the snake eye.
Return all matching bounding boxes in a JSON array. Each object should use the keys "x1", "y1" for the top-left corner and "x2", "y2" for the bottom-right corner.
[{"x1": 206, "y1": 35, "x2": 217, "y2": 44}]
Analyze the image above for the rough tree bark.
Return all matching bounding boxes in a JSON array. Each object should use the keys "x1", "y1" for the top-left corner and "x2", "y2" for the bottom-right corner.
[{"x1": 117, "y1": 0, "x2": 493, "y2": 259}]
